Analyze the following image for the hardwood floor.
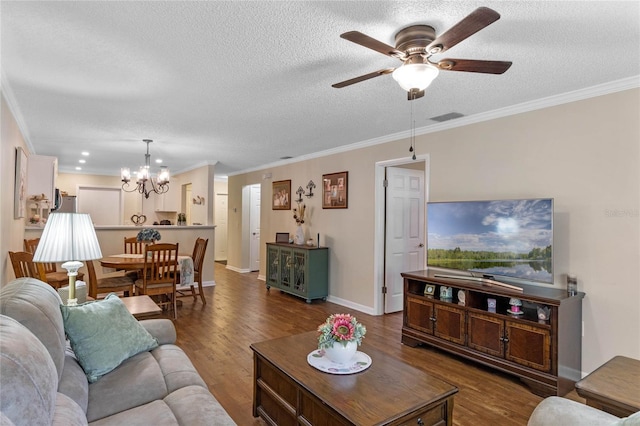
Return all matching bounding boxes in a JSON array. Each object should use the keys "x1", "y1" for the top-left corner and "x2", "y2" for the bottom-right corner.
[{"x1": 172, "y1": 263, "x2": 584, "y2": 425}]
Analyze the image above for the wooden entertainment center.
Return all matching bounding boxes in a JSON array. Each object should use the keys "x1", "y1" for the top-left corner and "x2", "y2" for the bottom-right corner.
[{"x1": 401, "y1": 270, "x2": 584, "y2": 397}]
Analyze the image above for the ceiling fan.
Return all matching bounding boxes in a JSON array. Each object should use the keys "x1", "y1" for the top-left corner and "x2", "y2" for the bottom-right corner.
[{"x1": 332, "y1": 7, "x2": 512, "y2": 100}]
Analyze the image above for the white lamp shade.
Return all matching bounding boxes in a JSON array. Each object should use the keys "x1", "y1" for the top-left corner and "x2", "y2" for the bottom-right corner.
[
  {"x1": 392, "y1": 63, "x2": 440, "y2": 91},
  {"x1": 33, "y1": 213, "x2": 103, "y2": 262}
]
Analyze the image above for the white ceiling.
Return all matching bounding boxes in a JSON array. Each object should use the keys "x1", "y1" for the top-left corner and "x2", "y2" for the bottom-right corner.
[{"x1": 2, "y1": 1, "x2": 639, "y2": 177}]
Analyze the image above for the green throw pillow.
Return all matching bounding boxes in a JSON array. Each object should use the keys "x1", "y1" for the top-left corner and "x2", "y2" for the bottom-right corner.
[{"x1": 60, "y1": 293, "x2": 159, "y2": 383}]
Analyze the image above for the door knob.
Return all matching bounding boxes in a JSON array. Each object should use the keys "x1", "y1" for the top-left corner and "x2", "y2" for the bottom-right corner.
[{"x1": 418, "y1": 243, "x2": 424, "y2": 247}]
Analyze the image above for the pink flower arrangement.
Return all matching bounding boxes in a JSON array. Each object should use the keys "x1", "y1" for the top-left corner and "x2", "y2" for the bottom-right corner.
[{"x1": 317, "y1": 313, "x2": 366, "y2": 349}]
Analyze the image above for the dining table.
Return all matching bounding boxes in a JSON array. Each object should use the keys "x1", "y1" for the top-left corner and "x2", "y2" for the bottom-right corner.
[{"x1": 99, "y1": 253, "x2": 195, "y2": 287}]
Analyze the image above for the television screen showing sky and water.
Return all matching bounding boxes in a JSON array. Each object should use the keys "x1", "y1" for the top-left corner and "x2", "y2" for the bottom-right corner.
[{"x1": 427, "y1": 198, "x2": 553, "y2": 284}]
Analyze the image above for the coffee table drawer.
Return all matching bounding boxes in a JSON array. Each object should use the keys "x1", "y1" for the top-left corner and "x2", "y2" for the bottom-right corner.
[
  {"x1": 390, "y1": 400, "x2": 450, "y2": 426},
  {"x1": 300, "y1": 389, "x2": 350, "y2": 426},
  {"x1": 258, "y1": 357, "x2": 298, "y2": 407}
]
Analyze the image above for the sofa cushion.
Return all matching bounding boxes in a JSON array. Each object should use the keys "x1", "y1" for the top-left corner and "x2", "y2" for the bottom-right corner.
[
  {"x1": 52, "y1": 393, "x2": 87, "y2": 426},
  {"x1": 528, "y1": 396, "x2": 620, "y2": 425},
  {"x1": 88, "y1": 386, "x2": 236, "y2": 426},
  {"x1": 0, "y1": 278, "x2": 67, "y2": 382},
  {"x1": 617, "y1": 411, "x2": 640, "y2": 425},
  {"x1": 58, "y1": 345, "x2": 89, "y2": 414},
  {"x1": 87, "y1": 351, "x2": 168, "y2": 422},
  {"x1": 86, "y1": 345, "x2": 209, "y2": 422},
  {"x1": 0, "y1": 315, "x2": 58, "y2": 426},
  {"x1": 60, "y1": 294, "x2": 158, "y2": 383}
]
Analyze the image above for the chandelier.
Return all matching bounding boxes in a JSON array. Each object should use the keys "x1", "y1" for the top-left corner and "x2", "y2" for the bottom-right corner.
[{"x1": 121, "y1": 139, "x2": 170, "y2": 199}]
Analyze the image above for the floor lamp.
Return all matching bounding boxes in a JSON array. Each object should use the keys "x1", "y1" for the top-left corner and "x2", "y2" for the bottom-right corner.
[{"x1": 33, "y1": 212, "x2": 102, "y2": 305}]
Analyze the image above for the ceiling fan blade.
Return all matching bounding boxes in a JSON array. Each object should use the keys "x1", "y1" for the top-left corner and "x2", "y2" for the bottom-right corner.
[
  {"x1": 332, "y1": 68, "x2": 395, "y2": 88},
  {"x1": 426, "y1": 7, "x2": 501, "y2": 55},
  {"x1": 340, "y1": 31, "x2": 405, "y2": 59},
  {"x1": 437, "y1": 58, "x2": 512, "y2": 74}
]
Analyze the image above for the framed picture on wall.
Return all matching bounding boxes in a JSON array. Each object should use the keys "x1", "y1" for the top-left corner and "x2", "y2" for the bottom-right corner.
[
  {"x1": 322, "y1": 171, "x2": 348, "y2": 209},
  {"x1": 272, "y1": 180, "x2": 291, "y2": 210},
  {"x1": 14, "y1": 147, "x2": 27, "y2": 219}
]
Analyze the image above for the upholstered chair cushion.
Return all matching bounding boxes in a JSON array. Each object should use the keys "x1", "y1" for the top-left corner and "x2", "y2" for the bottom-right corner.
[{"x1": 60, "y1": 294, "x2": 158, "y2": 383}]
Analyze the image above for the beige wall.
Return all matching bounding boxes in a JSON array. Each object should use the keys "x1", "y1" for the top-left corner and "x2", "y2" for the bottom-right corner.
[
  {"x1": 228, "y1": 88, "x2": 640, "y2": 375},
  {"x1": 57, "y1": 163, "x2": 214, "y2": 226},
  {"x1": 1, "y1": 93, "x2": 31, "y2": 283}
]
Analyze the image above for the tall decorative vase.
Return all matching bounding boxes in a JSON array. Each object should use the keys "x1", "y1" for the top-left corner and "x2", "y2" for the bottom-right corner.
[
  {"x1": 323, "y1": 341, "x2": 357, "y2": 364},
  {"x1": 294, "y1": 225, "x2": 305, "y2": 245}
]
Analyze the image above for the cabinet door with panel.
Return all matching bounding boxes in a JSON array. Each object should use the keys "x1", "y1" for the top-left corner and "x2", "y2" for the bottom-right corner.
[
  {"x1": 467, "y1": 311, "x2": 551, "y2": 372},
  {"x1": 405, "y1": 295, "x2": 465, "y2": 345},
  {"x1": 266, "y1": 245, "x2": 280, "y2": 288},
  {"x1": 278, "y1": 247, "x2": 293, "y2": 291},
  {"x1": 406, "y1": 295, "x2": 435, "y2": 334},
  {"x1": 265, "y1": 243, "x2": 328, "y2": 303},
  {"x1": 505, "y1": 321, "x2": 551, "y2": 372},
  {"x1": 433, "y1": 303, "x2": 466, "y2": 345}
]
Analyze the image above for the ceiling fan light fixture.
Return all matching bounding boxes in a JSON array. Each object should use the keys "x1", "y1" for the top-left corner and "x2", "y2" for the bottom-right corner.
[{"x1": 392, "y1": 63, "x2": 439, "y2": 92}]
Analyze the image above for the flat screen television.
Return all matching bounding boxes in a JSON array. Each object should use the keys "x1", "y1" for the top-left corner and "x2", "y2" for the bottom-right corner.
[{"x1": 427, "y1": 198, "x2": 553, "y2": 285}]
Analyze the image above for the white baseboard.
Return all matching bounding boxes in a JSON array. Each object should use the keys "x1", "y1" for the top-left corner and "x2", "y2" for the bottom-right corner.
[
  {"x1": 257, "y1": 274, "x2": 265, "y2": 281},
  {"x1": 225, "y1": 265, "x2": 250, "y2": 273},
  {"x1": 325, "y1": 295, "x2": 378, "y2": 316}
]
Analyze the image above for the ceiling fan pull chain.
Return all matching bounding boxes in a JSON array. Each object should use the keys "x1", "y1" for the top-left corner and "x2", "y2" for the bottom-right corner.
[{"x1": 409, "y1": 95, "x2": 417, "y2": 160}]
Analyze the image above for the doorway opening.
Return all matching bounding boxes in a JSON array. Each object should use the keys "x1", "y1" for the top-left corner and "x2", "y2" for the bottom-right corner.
[{"x1": 373, "y1": 154, "x2": 430, "y2": 315}]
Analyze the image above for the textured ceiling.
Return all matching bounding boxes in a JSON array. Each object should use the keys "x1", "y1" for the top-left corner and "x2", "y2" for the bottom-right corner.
[{"x1": 2, "y1": 1, "x2": 639, "y2": 177}]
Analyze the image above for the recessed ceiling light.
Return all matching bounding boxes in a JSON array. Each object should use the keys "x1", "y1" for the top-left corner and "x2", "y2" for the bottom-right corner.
[
  {"x1": 155, "y1": 159, "x2": 163, "y2": 164},
  {"x1": 81, "y1": 151, "x2": 90, "y2": 156},
  {"x1": 79, "y1": 159, "x2": 86, "y2": 164},
  {"x1": 75, "y1": 166, "x2": 82, "y2": 170}
]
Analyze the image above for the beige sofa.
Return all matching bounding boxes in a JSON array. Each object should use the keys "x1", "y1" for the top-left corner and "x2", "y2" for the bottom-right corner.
[
  {"x1": 0, "y1": 277, "x2": 236, "y2": 425},
  {"x1": 528, "y1": 396, "x2": 639, "y2": 426}
]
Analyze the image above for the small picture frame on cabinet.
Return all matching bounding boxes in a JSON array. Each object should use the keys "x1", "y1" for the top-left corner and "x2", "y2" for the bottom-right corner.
[
  {"x1": 424, "y1": 284, "x2": 435, "y2": 298},
  {"x1": 275, "y1": 233, "x2": 290, "y2": 243},
  {"x1": 487, "y1": 298, "x2": 497, "y2": 313}
]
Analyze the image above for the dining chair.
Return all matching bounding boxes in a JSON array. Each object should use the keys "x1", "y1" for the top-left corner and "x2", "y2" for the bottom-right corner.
[
  {"x1": 134, "y1": 243, "x2": 179, "y2": 319},
  {"x1": 24, "y1": 238, "x2": 80, "y2": 288},
  {"x1": 176, "y1": 238, "x2": 208, "y2": 304},
  {"x1": 85, "y1": 260, "x2": 135, "y2": 299},
  {"x1": 9, "y1": 251, "x2": 47, "y2": 282},
  {"x1": 124, "y1": 237, "x2": 150, "y2": 254}
]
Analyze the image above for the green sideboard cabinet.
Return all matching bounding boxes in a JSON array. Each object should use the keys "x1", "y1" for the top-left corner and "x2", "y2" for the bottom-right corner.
[{"x1": 266, "y1": 242, "x2": 328, "y2": 303}]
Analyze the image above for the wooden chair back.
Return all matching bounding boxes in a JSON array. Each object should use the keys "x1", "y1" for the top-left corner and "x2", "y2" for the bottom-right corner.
[
  {"x1": 24, "y1": 238, "x2": 57, "y2": 274},
  {"x1": 124, "y1": 237, "x2": 149, "y2": 254},
  {"x1": 85, "y1": 260, "x2": 134, "y2": 299},
  {"x1": 138, "y1": 243, "x2": 179, "y2": 318},
  {"x1": 192, "y1": 238, "x2": 208, "y2": 276},
  {"x1": 85, "y1": 259, "x2": 99, "y2": 299},
  {"x1": 9, "y1": 251, "x2": 46, "y2": 281}
]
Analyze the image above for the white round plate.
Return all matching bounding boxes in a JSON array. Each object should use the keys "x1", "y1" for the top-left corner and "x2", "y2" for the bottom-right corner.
[{"x1": 307, "y1": 349, "x2": 372, "y2": 375}]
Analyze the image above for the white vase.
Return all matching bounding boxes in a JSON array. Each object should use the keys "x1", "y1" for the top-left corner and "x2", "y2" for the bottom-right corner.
[
  {"x1": 323, "y1": 341, "x2": 357, "y2": 364},
  {"x1": 294, "y1": 225, "x2": 305, "y2": 245}
]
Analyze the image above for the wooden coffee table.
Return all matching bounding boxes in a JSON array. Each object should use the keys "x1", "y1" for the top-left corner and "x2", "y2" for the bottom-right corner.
[
  {"x1": 120, "y1": 295, "x2": 162, "y2": 319},
  {"x1": 575, "y1": 355, "x2": 640, "y2": 417},
  {"x1": 251, "y1": 331, "x2": 458, "y2": 425}
]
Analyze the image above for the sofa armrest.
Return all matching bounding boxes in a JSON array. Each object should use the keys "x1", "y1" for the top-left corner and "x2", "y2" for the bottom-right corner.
[
  {"x1": 139, "y1": 319, "x2": 176, "y2": 345},
  {"x1": 528, "y1": 397, "x2": 619, "y2": 426}
]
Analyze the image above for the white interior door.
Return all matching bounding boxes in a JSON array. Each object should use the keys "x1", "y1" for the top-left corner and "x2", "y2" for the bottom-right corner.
[
  {"x1": 214, "y1": 193, "x2": 228, "y2": 261},
  {"x1": 249, "y1": 184, "x2": 261, "y2": 271},
  {"x1": 384, "y1": 166, "x2": 425, "y2": 313}
]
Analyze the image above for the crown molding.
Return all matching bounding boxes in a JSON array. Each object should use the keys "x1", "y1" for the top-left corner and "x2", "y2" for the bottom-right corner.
[
  {"x1": 227, "y1": 76, "x2": 640, "y2": 177},
  {"x1": 1, "y1": 74, "x2": 36, "y2": 154}
]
